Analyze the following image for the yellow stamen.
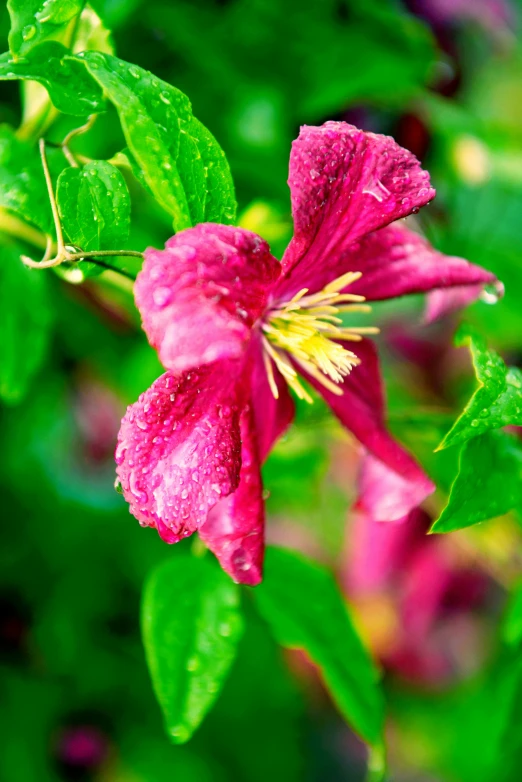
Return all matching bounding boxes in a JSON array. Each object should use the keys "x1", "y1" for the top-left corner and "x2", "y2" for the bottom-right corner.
[{"x1": 262, "y1": 270, "x2": 378, "y2": 401}]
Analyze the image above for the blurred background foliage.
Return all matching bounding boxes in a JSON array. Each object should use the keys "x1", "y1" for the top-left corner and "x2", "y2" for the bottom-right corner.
[{"x1": 1, "y1": 0, "x2": 522, "y2": 780}]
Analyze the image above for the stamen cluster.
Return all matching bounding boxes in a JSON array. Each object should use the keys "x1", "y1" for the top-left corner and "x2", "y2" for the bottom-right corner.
[{"x1": 262, "y1": 271, "x2": 379, "y2": 402}]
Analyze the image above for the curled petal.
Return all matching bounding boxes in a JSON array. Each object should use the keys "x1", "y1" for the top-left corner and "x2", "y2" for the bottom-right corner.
[
  {"x1": 199, "y1": 406, "x2": 264, "y2": 586},
  {"x1": 424, "y1": 279, "x2": 504, "y2": 323},
  {"x1": 279, "y1": 220, "x2": 498, "y2": 302},
  {"x1": 136, "y1": 224, "x2": 280, "y2": 374},
  {"x1": 280, "y1": 122, "x2": 435, "y2": 281},
  {"x1": 344, "y1": 506, "x2": 430, "y2": 596},
  {"x1": 357, "y1": 453, "x2": 435, "y2": 523},
  {"x1": 115, "y1": 361, "x2": 246, "y2": 542},
  {"x1": 300, "y1": 338, "x2": 435, "y2": 507},
  {"x1": 249, "y1": 336, "x2": 295, "y2": 463},
  {"x1": 347, "y1": 224, "x2": 498, "y2": 303}
]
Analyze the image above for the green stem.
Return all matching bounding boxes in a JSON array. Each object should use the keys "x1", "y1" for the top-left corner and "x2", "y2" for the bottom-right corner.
[
  {"x1": 76, "y1": 256, "x2": 137, "y2": 281},
  {"x1": 0, "y1": 208, "x2": 49, "y2": 250},
  {"x1": 365, "y1": 743, "x2": 387, "y2": 782},
  {"x1": 66, "y1": 249, "x2": 143, "y2": 262}
]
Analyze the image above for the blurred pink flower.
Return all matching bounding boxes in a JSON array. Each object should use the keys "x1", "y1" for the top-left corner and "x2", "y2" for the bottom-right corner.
[
  {"x1": 116, "y1": 121, "x2": 498, "y2": 585},
  {"x1": 75, "y1": 376, "x2": 124, "y2": 465},
  {"x1": 56, "y1": 726, "x2": 108, "y2": 768},
  {"x1": 407, "y1": 0, "x2": 513, "y2": 31},
  {"x1": 343, "y1": 455, "x2": 488, "y2": 684}
]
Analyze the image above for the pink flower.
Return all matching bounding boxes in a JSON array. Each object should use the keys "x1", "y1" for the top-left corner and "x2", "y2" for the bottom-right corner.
[
  {"x1": 408, "y1": 0, "x2": 513, "y2": 31},
  {"x1": 343, "y1": 456, "x2": 489, "y2": 684},
  {"x1": 115, "y1": 122, "x2": 498, "y2": 585}
]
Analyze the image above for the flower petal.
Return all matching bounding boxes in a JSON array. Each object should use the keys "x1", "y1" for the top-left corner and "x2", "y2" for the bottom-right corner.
[
  {"x1": 300, "y1": 338, "x2": 435, "y2": 509},
  {"x1": 424, "y1": 279, "x2": 504, "y2": 323},
  {"x1": 278, "y1": 222, "x2": 497, "y2": 303},
  {"x1": 357, "y1": 453, "x2": 435, "y2": 523},
  {"x1": 249, "y1": 336, "x2": 295, "y2": 463},
  {"x1": 135, "y1": 224, "x2": 280, "y2": 374},
  {"x1": 115, "y1": 361, "x2": 245, "y2": 542},
  {"x1": 344, "y1": 506, "x2": 430, "y2": 596},
  {"x1": 280, "y1": 122, "x2": 435, "y2": 280},
  {"x1": 199, "y1": 406, "x2": 264, "y2": 586}
]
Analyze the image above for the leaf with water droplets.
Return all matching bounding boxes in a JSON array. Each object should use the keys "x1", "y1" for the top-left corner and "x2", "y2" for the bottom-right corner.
[
  {"x1": 254, "y1": 546, "x2": 384, "y2": 746},
  {"x1": 0, "y1": 124, "x2": 53, "y2": 233},
  {"x1": 7, "y1": 0, "x2": 84, "y2": 57},
  {"x1": 438, "y1": 326, "x2": 522, "y2": 451},
  {"x1": 57, "y1": 160, "x2": 132, "y2": 277},
  {"x1": 0, "y1": 243, "x2": 53, "y2": 404},
  {"x1": 141, "y1": 552, "x2": 243, "y2": 744},
  {"x1": 72, "y1": 52, "x2": 236, "y2": 230},
  {"x1": 0, "y1": 42, "x2": 104, "y2": 116},
  {"x1": 432, "y1": 431, "x2": 522, "y2": 533}
]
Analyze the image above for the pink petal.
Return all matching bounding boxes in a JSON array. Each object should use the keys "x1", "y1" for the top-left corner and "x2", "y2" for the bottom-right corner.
[
  {"x1": 199, "y1": 406, "x2": 264, "y2": 586},
  {"x1": 115, "y1": 361, "x2": 245, "y2": 542},
  {"x1": 358, "y1": 453, "x2": 435, "y2": 523},
  {"x1": 424, "y1": 279, "x2": 504, "y2": 323},
  {"x1": 135, "y1": 224, "x2": 280, "y2": 374},
  {"x1": 300, "y1": 338, "x2": 435, "y2": 507},
  {"x1": 348, "y1": 225, "x2": 497, "y2": 303},
  {"x1": 278, "y1": 222, "x2": 497, "y2": 303},
  {"x1": 249, "y1": 336, "x2": 295, "y2": 463},
  {"x1": 344, "y1": 506, "x2": 430, "y2": 595},
  {"x1": 280, "y1": 122, "x2": 435, "y2": 280}
]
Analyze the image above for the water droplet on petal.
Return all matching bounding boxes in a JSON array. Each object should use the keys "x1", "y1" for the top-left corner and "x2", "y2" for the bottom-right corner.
[{"x1": 153, "y1": 286, "x2": 173, "y2": 307}]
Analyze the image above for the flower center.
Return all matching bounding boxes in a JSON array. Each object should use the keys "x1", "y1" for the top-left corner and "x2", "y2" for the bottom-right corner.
[{"x1": 261, "y1": 271, "x2": 378, "y2": 403}]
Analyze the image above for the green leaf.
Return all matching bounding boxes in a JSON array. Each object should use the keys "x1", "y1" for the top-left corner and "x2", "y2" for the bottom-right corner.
[
  {"x1": 58, "y1": 159, "x2": 128, "y2": 235},
  {"x1": 503, "y1": 584, "x2": 522, "y2": 648},
  {"x1": 72, "y1": 4, "x2": 114, "y2": 55},
  {"x1": 0, "y1": 243, "x2": 52, "y2": 404},
  {"x1": 253, "y1": 546, "x2": 384, "y2": 746},
  {"x1": 141, "y1": 553, "x2": 243, "y2": 744},
  {"x1": 0, "y1": 124, "x2": 52, "y2": 233},
  {"x1": 74, "y1": 52, "x2": 236, "y2": 230},
  {"x1": 432, "y1": 431, "x2": 522, "y2": 533},
  {"x1": 0, "y1": 42, "x2": 105, "y2": 116},
  {"x1": 438, "y1": 328, "x2": 522, "y2": 451},
  {"x1": 7, "y1": 0, "x2": 85, "y2": 57},
  {"x1": 57, "y1": 160, "x2": 131, "y2": 277}
]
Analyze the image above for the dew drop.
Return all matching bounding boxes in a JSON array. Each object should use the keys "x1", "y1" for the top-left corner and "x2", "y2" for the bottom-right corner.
[
  {"x1": 153, "y1": 286, "x2": 172, "y2": 307},
  {"x1": 171, "y1": 725, "x2": 190, "y2": 742},
  {"x1": 21, "y1": 24, "x2": 37, "y2": 41}
]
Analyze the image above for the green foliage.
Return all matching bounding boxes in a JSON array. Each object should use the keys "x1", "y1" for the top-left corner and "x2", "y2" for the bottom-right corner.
[
  {"x1": 439, "y1": 329, "x2": 522, "y2": 451},
  {"x1": 7, "y1": 0, "x2": 84, "y2": 57},
  {"x1": 141, "y1": 552, "x2": 244, "y2": 744},
  {"x1": 142, "y1": 0, "x2": 435, "y2": 203},
  {"x1": 254, "y1": 546, "x2": 384, "y2": 746},
  {"x1": 75, "y1": 52, "x2": 237, "y2": 229},
  {"x1": 0, "y1": 42, "x2": 105, "y2": 115},
  {"x1": 432, "y1": 431, "x2": 522, "y2": 533},
  {"x1": 57, "y1": 159, "x2": 131, "y2": 275},
  {"x1": 0, "y1": 243, "x2": 52, "y2": 403},
  {"x1": 0, "y1": 124, "x2": 52, "y2": 232},
  {"x1": 0, "y1": 0, "x2": 521, "y2": 779}
]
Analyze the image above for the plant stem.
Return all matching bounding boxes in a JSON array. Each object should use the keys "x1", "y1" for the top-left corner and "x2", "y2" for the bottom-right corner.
[
  {"x1": 18, "y1": 139, "x2": 143, "y2": 280},
  {"x1": 0, "y1": 208, "x2": 50, "y2": 251},
  {"x1": 39, "y1": 137, "x2": 65, "y2": 251},
  {"x1": 66, "y1": 249, "x2": 144, "y2": 262},
  {"x1": 365, "y1": 744, "x2": 387, "y2": 782},
  {"x1": 77, "y1": 257, "x2": 137, "y2": 281}
]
